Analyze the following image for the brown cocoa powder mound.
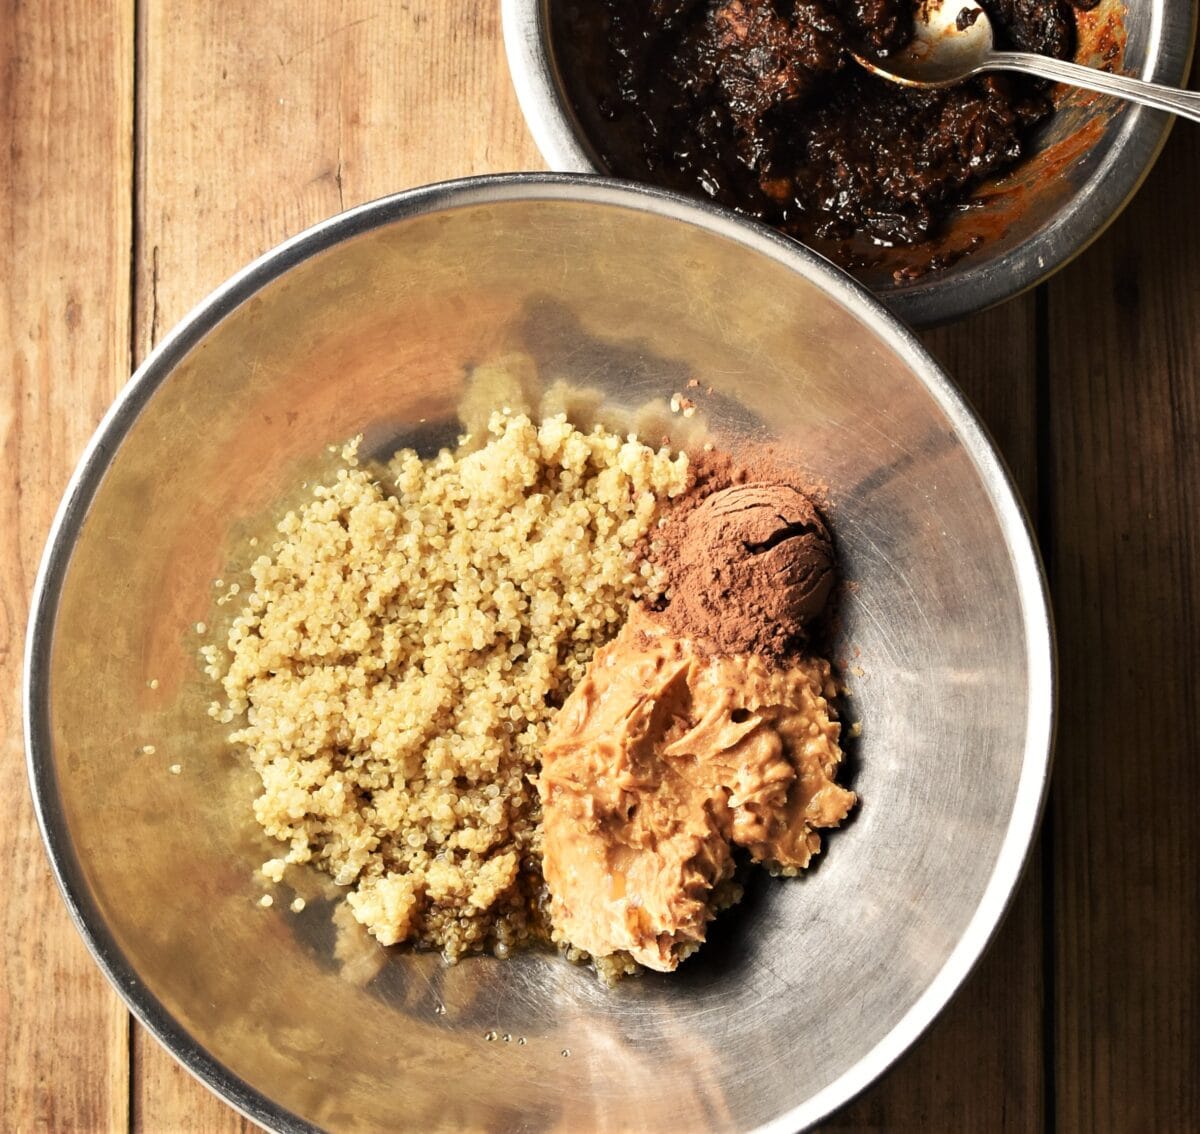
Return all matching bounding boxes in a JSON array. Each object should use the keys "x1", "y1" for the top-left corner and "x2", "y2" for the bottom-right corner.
[{"x1": 644, "y1": 448, "x2": 836, "y2": 661}]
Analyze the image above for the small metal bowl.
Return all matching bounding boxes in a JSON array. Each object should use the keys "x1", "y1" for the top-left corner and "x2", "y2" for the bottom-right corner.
[
  {"x1": 503, "y1": 0, "x2": 1196, "y2": 325},
  {"x1": 27, "y1": 175, "x2": 1052, "y2": 1132}
]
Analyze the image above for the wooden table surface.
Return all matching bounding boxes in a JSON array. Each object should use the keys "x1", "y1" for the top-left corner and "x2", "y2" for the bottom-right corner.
[{"x1": 3, "y1": 4, "x2": 1197, "y2": 1131}]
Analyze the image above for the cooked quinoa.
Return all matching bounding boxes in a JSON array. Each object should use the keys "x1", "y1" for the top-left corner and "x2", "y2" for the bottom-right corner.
[{"x1": 203, "y1": 409, "x2": 688, "y2": 961}]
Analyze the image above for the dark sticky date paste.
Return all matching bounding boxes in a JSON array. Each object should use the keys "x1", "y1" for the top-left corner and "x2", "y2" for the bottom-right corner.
[{"x1": 557, "y1": 0, "x2": 1097, "y2": 269}]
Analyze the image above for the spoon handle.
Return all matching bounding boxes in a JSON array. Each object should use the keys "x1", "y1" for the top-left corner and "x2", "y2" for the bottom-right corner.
[{"x1": 986, "y1": 52, "x2": 1200, "y2": 123}]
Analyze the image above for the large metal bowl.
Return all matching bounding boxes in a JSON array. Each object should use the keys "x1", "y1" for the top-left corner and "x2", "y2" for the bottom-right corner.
[
  {"x1": 502, "y1": 0, "x2": 1196, "y2": 326},
  {"x1": 26, "y1": 175, "x2": 1053, "y2": 1132}
]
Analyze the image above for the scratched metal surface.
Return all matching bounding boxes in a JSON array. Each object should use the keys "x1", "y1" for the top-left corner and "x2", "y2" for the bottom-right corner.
[{"x1": 26, "y1": 180, "x2": 1051, "y2": 1132}]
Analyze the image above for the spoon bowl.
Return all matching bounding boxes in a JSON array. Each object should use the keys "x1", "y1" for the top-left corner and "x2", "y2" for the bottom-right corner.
[{"x1": 852, "y1": 2, "x2": 996, "y2": 86}]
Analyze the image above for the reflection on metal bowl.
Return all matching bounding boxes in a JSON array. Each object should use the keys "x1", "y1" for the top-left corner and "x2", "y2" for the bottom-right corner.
[{"x1": 26, "y1": 176, "x2": 1052, "y2": 1132}]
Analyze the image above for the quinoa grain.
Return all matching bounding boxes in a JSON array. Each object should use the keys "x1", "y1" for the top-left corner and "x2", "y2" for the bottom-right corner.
[{"x1": 207, "y1": 410, "x2": 687, "y2": 959}]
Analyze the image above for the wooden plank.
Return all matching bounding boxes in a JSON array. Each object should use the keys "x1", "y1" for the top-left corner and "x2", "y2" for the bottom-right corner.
[
  {"x1": 134, "y1": 0, "x2": 543, "y2": 360},
  {"x1": 131, "y1": 1028, "x2": 255, "y2": 1134},
  {"x1": 823, "y1": 298, "x2": 1048, "y2": 1130},
  {"x1": 0, "y1": 1, "x2": 135, "y2": 1130},
  {"x1": 130, "y1": 3, "x2": 542, "y2": 1125},
  {"x1": 1046, "y1": 96, "x2": 1200, "y2": 1128}
]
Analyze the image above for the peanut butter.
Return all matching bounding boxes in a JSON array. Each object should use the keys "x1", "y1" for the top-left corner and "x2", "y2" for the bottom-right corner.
[{"x1": 538, "y1": 608, "x2": 855, "y2": 972}]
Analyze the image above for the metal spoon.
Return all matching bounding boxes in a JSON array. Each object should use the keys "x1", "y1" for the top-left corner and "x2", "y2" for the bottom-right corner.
[{"x1": 851, "y1": 0, "x2": 1200, "y2": 123}]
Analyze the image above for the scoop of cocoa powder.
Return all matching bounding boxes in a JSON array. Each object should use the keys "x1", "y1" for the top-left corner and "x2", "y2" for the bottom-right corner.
[{"x1": 652, "y1": 479, "x2": 835, "y2": 660}]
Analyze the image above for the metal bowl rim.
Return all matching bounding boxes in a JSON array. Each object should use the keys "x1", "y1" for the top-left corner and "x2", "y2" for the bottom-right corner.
[
  {"x1": 500, "y1": 0, "x2": 1198, "y2": 326},
  {"x1": 24, "y1": 172, "x2": 1056, "y2": 1134}
]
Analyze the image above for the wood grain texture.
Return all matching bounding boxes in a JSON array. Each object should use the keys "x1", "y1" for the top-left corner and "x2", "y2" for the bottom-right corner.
[
  {"x1": 131, "y1": 1026, "x2": 254, "y2": 1134},
  {"x1": 1046, "y1": 95, "x2": 1200, "y2": 1129},
  {"x1": 134, "y1": 0, "x2": 543, "y2": 356},
  {"x1": 0, "y1": 1, "x2": 134, "y2": 1130},
  {"x1": 824, "y1": 299, "x2": 1047, "y2": 1131}
]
